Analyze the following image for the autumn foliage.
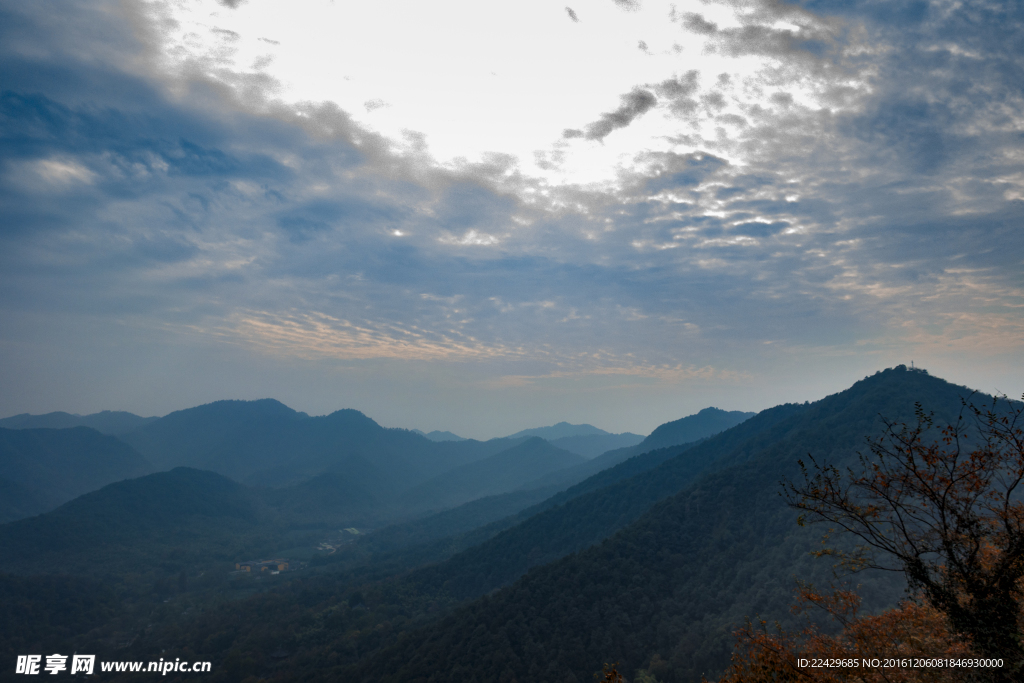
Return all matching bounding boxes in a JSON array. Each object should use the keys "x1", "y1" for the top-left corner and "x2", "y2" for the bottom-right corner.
[
  {"x1": 719, "y1": 585, "x2": 973, "y2": 683},
  {"x1": 719, "y1": 393, "x2": 1024, "y2": 682}
]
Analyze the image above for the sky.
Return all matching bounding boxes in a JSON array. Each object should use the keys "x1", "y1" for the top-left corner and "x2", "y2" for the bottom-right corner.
[{"x1": 0, "y1": 0, "x2": 1022, "y2": 439}]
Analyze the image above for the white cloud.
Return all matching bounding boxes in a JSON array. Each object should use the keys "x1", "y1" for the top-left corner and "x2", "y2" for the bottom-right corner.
[{"x1": 28, "y1": 158, "x2": 97, "y2": 186}]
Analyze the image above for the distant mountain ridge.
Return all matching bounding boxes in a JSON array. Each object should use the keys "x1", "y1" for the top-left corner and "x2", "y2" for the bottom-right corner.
[
  {"x1": 548, "y1": 432, "x2": 645, "y2": 458},
  {"x1": 636, "y1": 406, "x2": 754, "y2": 452},
  {"x1": 0, "y1": 410, "x2": 158, "y2": 435},
  {"x1": 412, "y1": 429, "x2": 466, "y2": 442},
  {"x1": 1, "y1": 366, "x2": 1000, "y2": 683},
  {"x1": 116, "y1": 399, "x2": 583, "y2": 522},
  {"x1": 351, "y1": 367, "x2": 981, "y2": 683},
  {"x1": 0, "y1": 427, "x2": 152, "y2": 523},
  {"x1": 505, "y1": 421, "x2": 614, "y2": 440},
  {"x1": 121, "y1": 399, "x2": 479, "y2": 484},
  {"x1": 0, "y1": 401, "x2": 755, "y2": 531},
  {"x1": 502, "y1": 421, "x2": 646, "y2": 459},
  {"x1": 397, "y1": 437, "x2": 586, "y2": 512},
  {"x1": 0, "y1": 467, "x2": 266, "y2": 575}
]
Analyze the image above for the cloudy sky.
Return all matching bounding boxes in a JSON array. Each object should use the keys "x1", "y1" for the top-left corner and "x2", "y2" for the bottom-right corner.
[{"x1": 1, "y1": 0, "x2": 1022, "y2": 438}]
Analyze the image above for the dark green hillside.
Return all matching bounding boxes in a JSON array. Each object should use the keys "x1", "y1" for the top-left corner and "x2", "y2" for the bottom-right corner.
[
  {"x1": 348, "y1": 485, "x2": 564, "y2": 559},
  {"x1": 0, "y1": 468, "x2": 271, "y2": 576},
  {"x1": 298, "y1": 439, "x2": 707, "y2": 578},
  {"x1": 336, "y1": 406, "x2": 758, "y2": 568},
  {"x1": 0, "y1": 573, "x2": 120, "y2": 656},
  {"x1": 129, "y1": 396, "x2": 809, "y2": 682},
  {"x1": 263, "y1": 464, "x2": 386, "y2": 528},
  {"x1": 402, "y1": 402, "x2": 805, "y2": 602},
  {"x1": 0, "y1": 426, "x2": 153, "y2": 521},
  {"x1": 348, "y1": 367, "x2": 983, "y2": 683},
  {"x1": 398, "y1": 438, "x2": 586, "y2": 512},
  {"x1": 0, "y1": 477, "x2": 49, "y2": 524}
]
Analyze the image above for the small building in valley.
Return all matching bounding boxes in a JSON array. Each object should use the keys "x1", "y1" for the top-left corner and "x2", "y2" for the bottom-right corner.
[{"x1": 235, "y1": 559, "x2": 289, "y2": 573}]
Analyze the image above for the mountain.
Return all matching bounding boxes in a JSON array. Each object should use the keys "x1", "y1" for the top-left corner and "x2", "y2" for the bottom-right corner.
[
  {"x1": 0, "y1": 410, "x2": 158, "y2": 435},
  {"x1": 321, "y1": 407, "x2": 778, "y2": 574},
  {"x1": 636, "y1": 406, "x2": 755, "y2": 451},
  {"x1": 263, "y1": 464, "x2": 390, "y2": 528},
  {"x1": 116, "y1": 398, "x2": 310, "y2": 476},
  {"x1": 502, "y1": 411, "x2": 752, "y2": 459},
  {"x1": 400, "y1": 403, "x2": 805, "y2": 603},
  {"x1": 118, "y1": 400, "x2": 531, "y2": 511},
  {"x1": 0, "y1": 467, "x2": 267, "y2": 576},
  {"x1": 0, "y1": 427, "x2": 153, "y2": 522},
  {"x1": 517, "y1": 407, "x2": 754, "y2": 489},
  {"x1": 5, "y1": 365, "x2": 988, "y2": 683},
  {"x1": 547, "y1": 432, "x2": 645, "y2": 458},
  {"x1": 0, "y1": 478, "x2": 48, "y2": 525},
  {"x1": 349, "y1": 367, "x2": 980, "y2": 683},
  {"x1": 143, "y1": 399, "x2": 810, "y2": 681},
  {"x1": 397, "y1": 437, "x2": 586, "y2": 512},
  {"x1": 413, "y1": 429, "x2": 467, "y2": 442},
  {"x1": 505, "y1": 421, "x2": 612, "y2": 440}
]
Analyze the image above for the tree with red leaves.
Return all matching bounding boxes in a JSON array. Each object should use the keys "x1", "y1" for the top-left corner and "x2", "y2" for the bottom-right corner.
[
  {"x1": 780, "y1": 394, "x2": 1024, "y2": 680},
  {"x1": 719, "y1": 583, "x2": 970, "y2": 683}
]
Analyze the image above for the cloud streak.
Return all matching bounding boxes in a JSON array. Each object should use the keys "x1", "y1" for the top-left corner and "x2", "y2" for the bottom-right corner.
[{"x1": 564, "y1": 87, "x2": 658, "y2": 141}]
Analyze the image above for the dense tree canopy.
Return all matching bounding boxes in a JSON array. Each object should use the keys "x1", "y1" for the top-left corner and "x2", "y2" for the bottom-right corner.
[{"x1": 727, "y1": 394, "x2": 1024, "y2": 682}]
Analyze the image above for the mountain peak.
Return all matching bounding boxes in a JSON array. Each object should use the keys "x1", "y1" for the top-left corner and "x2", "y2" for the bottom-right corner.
[
  {"x1": 638, "y1": 407, "x2": 756, "y2": 452},
  {"x1": 505, "y1": 422, "x2": 611, "y2": 440}
]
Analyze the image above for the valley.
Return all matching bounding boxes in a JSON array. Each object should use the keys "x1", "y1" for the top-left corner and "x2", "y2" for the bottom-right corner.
[{"x1": 0, "y1": 366, "x2": 1008, "y2": 681}]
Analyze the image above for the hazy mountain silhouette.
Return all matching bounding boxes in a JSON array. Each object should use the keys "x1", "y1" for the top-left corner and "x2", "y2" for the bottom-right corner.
[
  {"x1": 512, "y1": 406, "x2": 750, "y2": 493},
  {"x1": 0, "y1": 467, "x2": 264, "y2": 575},
  {"x1": 0, "y1": 410, "x2": 158, "y2": 435},
  {"x1": 351, "y1": 367, "x2": 983, "y2": 683},
  {"x1": 504, "y1": 421, "x2": 613, "y2": 440},
  {"x1": 412, "y1": 429, "x2": 467, "y2": 442},
  {"x1": 547, "y1": 432, "x2": 645, "y2": 458},
  {"x1": 503, "y1": 421, "x2": 647, "y2": 459},
  {"x1": 398, "y1": 437, "x2": 586, "y2": 512},
  {"x1": 636, "y1": 406, "x2": 754, "y2": 451},
  {"x1": 0, "y1": 427, "x2": 153, "y2": 522},
  {"x1": 119, "y1": 400, "x2": 532, "y2": 507},
  {"x1": 1, "y1": 366, "x2": 1000, "y2": 683}
]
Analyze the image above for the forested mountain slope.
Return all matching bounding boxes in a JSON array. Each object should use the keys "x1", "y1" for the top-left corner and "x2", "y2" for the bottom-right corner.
[
  {"x1": 397, "y1": 438, "x2": 585, "y2": 512},
  {"x1": 400, "y1": 401, "x2": 807, "y2": 602},
  {"x1": 348, "y1": 367, "x2": 980, "y2": 683},
  {"x1": 637, "y1": 406, "x2": 755, "y2": 452},
  {"x1": 127, "y1": 391, "x2": 811, "y2": 682},
  {"x1": 0, "y1": 468, "x2": 270, "y2": 576},
  {"x1": 119, "y1": 399, "x2": 538, "y2": 514},
  {"x1": 548, "y1": 432, "x2": 645, "y2": 458},
  {"x1": 521, "y1": 406, "x2": 755, "y2": 492},
  {"x1": 0, "y1": 426, "x2": 152, "y2": 522}
]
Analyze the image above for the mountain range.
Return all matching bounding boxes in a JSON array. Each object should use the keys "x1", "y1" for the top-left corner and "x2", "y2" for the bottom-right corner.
[
  {"x1": 0, "y1": 427, "x2": 152, "y2": 523},
  {"x1": 0, "y1": 367, "x2": 994, "y2": 682},
  {"x1": 0, "y1": 410, "x2": 158, "y2": 435},
  {"x1": 0, "y1": 401, "x2": 742, "y2": 528}
]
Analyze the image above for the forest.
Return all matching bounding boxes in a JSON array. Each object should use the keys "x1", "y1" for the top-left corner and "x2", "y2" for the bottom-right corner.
[{"x1": 1, "y1": 367, "x2": 1020, "y2": 682}]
